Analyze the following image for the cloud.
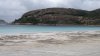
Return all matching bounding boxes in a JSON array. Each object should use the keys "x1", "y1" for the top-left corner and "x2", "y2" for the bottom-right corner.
[
  {"x1": 0, "y1": 0, "x2": 100, "y2": 22},
  {"x1": 81, "y1": 0, "x2": 100, "y2": 10},
  {"x1": 0, "y1": 0, "x2": 27, "y2": 22}
]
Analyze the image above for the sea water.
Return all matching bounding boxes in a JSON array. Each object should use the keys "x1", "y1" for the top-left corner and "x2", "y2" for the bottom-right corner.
[{"x1": 0, "y1": 25, "x2": 100, "y2": 34}]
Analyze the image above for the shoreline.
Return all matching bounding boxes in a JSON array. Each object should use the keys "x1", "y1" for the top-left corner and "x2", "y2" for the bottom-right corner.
[
  {"x1": 0, "y1": 30, "x2": 100, "y2": 35},
  {"x1": 12, "y1": 23, "x2": 100, "y2": 27},
  {"x1": 0, "y1": 31, "x2": 100, "y2": 44}
]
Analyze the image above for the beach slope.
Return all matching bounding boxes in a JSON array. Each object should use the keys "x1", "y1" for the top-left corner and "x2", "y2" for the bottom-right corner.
[{"x1": 0, "y1": 31, "x2": 100, "y2": 56}]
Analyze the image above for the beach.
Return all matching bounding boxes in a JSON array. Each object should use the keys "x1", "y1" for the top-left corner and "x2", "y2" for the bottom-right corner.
[{"x1": 0, "y1": 31, "x2": 100, "y2": 56}]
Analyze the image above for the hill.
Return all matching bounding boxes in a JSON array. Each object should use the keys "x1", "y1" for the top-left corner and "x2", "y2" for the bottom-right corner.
[
  {"x1": 13, "y1": 8, "x2": 100, "y2": 25},
  {"x1": 0, "y1": 20, "x2": 7, "y2": 24}
]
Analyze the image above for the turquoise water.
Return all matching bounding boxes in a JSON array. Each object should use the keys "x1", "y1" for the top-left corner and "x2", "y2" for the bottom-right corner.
[{"x1": 0, "y1": 25, "x2": 100, "y2": 34}]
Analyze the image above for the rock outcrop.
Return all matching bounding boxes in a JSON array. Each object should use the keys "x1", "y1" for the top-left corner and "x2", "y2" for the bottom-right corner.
[{"x1": 13, "y1": 8, "x2": 100, "y2": 25}]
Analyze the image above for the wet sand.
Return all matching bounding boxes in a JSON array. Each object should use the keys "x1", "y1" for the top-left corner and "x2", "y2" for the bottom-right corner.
[{"x1": 0, "y1": 31, "x2": 100, "y2": 56}]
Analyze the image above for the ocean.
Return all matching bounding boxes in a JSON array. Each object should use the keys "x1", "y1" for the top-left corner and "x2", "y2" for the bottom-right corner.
[{"x1": 0, "y1": 25, "x2": 100, "y2": 34}]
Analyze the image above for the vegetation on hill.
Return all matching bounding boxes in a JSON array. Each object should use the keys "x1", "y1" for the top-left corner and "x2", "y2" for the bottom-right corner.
[{"x1": 13, "y1": 8, "x2": 100, "y2": 25}]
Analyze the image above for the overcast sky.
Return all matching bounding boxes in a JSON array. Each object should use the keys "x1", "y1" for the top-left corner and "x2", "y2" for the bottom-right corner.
[{"x1": 0, "y1": 0, "x2": 100, "y2": 22}]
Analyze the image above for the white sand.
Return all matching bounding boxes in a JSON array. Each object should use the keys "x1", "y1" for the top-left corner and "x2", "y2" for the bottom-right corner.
[{"x1": 0, "y1": 31, "x2": 100, "y2": 56}]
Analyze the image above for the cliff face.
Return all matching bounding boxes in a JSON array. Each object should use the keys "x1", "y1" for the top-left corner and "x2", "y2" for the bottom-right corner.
[{"x1": 14, "y1": 8, "x2": 100, "y2": 25}]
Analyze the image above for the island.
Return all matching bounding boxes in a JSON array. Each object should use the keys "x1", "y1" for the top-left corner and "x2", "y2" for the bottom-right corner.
[
  {"x1": 13, "y1": 8, "x2": 100, "y2": 25},
  {"x1": 0, "y1": 19, "x2": 7, "y2": 25}
]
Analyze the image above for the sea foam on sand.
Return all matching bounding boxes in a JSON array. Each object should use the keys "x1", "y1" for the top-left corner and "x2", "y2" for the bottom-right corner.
[{"x1": 0, "y1": 31, "x2": 100, "y2": 56}]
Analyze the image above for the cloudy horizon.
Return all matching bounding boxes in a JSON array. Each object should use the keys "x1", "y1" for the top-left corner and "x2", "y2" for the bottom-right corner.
[{"x1": 0, "y1": 0, "x2": 100, "y2": 22}]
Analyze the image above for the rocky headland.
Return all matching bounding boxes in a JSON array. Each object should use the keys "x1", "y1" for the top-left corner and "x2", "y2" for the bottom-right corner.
[{"x1": 14, "y1": 8, "x2": 100, "y2": 25}]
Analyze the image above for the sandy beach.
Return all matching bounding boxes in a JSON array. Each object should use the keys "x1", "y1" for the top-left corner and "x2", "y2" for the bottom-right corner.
[{"x1": 0, "y1": 31, "x2": 100, "y2": 56}]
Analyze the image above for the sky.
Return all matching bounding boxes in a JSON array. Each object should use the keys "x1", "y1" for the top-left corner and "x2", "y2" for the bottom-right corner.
[{"x1": 0, "y1": 0, "x2": 100, "y2": 22}]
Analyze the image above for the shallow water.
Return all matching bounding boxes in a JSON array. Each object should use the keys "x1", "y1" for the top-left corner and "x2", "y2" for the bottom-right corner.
[{"x1": 0, "y1": 25, "x2": 100, "y2": 34}]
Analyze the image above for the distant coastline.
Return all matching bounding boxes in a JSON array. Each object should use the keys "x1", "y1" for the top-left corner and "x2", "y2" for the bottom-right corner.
[
  {"x1": 13, "y1": 23, "x2": 100, "y2": 27},
  {"x1": 0, "y1": 20, "x2": 7, "y2": 24}
]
